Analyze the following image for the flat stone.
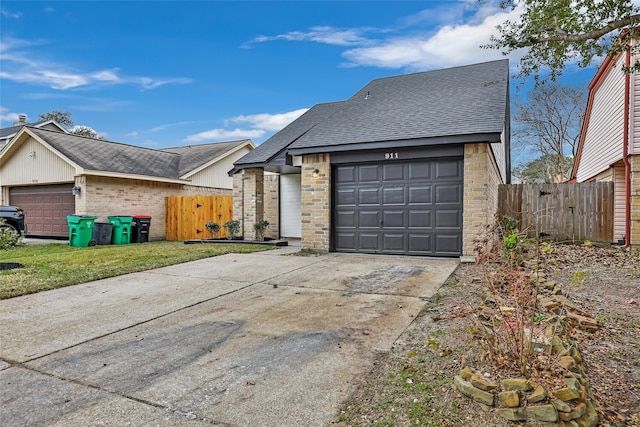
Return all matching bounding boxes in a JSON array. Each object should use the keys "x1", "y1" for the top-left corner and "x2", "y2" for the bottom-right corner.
[
  {"x1": 496, "y1": 407, "x2": 528, "y2": 421},
  {"x1": 528, "y1": 384, "x2": 548, "y2": 403},
  {"x1": 570, "y1": 345, "x2": 582, "y2": 363},
  {"x1": 552, "y1": 335, "x2": 566, "y2": 354},
  {"x1": 454, "y1": 375, "x2": 494, "y2": 406},
  {"x1": 553, "y1": 387, "x2": 580, "y2": 401},
  {"x1": 526, "y1": 404, "x2": 558, "y2": 422},
  {"x1": 459, "y1": 366, "x2": 474, "y2": 381},
  {"x1": 498, "y1": 390, "x2": 520, "y2": 407},
  {"x1": 552, "y1": 398, "x2": 572, "y2": 412},
  {"x1": 559, "y1": 402, "x2": 586, "y2": 421},
  {"x1": 564, "y1": 377, "x2": 579, "y2": 390},
  {"x1": 501, "y1": 378, "x2": 532, "y2": 391},
  {"x1": 470, "y1": 373, "x2": 498, "y2": 391},
  {"x1": 575, "y1": 401, "x2": 598, "y2": 427},
  {"x1": 559, "y1": 355, "x2": 577, "y2": 370},
  {"x1": 567, "y1": 421, "x2": 580, "y2": 427}
]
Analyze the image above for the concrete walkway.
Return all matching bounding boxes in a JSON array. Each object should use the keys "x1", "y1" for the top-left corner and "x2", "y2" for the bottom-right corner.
[{"x1": 0, "y1": 247, "x2": 458, "y2": 427}]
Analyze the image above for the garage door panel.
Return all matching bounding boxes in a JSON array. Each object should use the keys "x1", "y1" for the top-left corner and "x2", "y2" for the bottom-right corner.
[
  {"x1": 408, "y1": 210, "x2": 431, "y2": 228},
  {"x1": 435, "y1": 210, "x2": 462, "y2": 228},
  {"x1": 359, "y1": 211, "x2": 380, "y2": 227},
  {"x1": 435, "y1": 184, "x2": 462, "y2": 204},
  {"x1": 358, "y1": 234, "x2": 380, "y2": 250},
  {"x1": 383, "y1": 210, "x2": 405, "y2": 227},
  {"x1": 382, "y1": 187, "x2": 405, "y2": 204},
  {"x1": 409, "y1": 186, "x2": 432, "y2": 204},
  {"x1": 358, "y1": 188, "x2": 380, "y2": 205},
  {"x1": 333, "y1": 157, "x2": 462, "y2": 256},
  {"x1": 10, "y1": 184, "x2": 75, "y2": 238},
  {"x1": 359, "y1": 165, "x2": 381, "y2": 182},
  {"x1": 383, "y1": 164, "x2": 405, "y2": 181},
  {"x1": 382, "y1": 233, "x2": 405, "y2": 251}
]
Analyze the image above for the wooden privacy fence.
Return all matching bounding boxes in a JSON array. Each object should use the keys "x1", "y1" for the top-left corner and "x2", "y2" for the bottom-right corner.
[
  {"x1": 166, "y1": 195, "x2": 233, "y2": 241},
  {"x1": 497, "y1": 182, "x2": 614, "y2": 243}
]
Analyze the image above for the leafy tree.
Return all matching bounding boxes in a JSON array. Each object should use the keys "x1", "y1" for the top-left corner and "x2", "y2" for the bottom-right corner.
[
  {"x1": 513, "y1": 83, "x2": 586, "y2": 181},
  {"x1": 38, "y1": 110, "x2": 74, "y2": 127},
  {"x1": 38, "y1": 110, "x2": 104, "y2": 139},
  {"x1": 70, "y1": 125, "x2": 105, "y2": 139},
  {"x1": 486, "y1": 0, "x2": 640, "y2": 82},
  {"x1": 512, "y1": 154, "x2": 573, "y2": 184}
]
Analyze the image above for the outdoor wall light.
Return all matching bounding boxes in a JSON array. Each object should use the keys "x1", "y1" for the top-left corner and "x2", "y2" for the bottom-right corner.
[
  {"x1": 312, "y1": 168, "x2": 320, "y2": 178},
  {"x1": 72, "y1": 185, "x2": 81, "y2": 196},
  {"x1": 28, "y1": 151, "x2": 36, "y2": 158}
]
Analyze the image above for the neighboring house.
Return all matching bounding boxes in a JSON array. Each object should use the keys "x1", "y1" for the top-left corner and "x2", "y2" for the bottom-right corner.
[
  {"x1": 572, "y1": 46, "x2": 640, "y2": 250},
  {"x1": 0, "y1": 126, "x2": 254, "y2": 239},
  {"x1": 0, "y1": 114, "x2": 68, "y2": 147},
  {"x1": 232, "y1": 60, "x2": 511, "y2": 257}
]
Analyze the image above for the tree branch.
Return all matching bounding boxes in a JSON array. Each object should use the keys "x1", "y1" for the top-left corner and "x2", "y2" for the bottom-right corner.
[{"x1": 512, "y1": 14, "x2": 640, "y2": 47}]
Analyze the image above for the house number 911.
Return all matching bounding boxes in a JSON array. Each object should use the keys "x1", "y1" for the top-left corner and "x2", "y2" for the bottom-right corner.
[{"x1": 385, "y1": 152, "x2": 399, "y2": 160}]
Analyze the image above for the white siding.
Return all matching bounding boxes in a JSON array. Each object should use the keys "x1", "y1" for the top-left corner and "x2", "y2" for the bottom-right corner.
[
  {"x1": 0, "y1": 136, "x2": 75, "y2": 186},
  {"x1": 614, "y1": 162, "x2": 626, "y2": 240},
  {"x1": 188, "y1": 146, "x2": 253, "y2": 189},
  {"x1": 280, "y1": 174, "x2": 301, "y2": 238},
  {"x1": 577, "y1": 55, "x2": 626, "y2": 182}
]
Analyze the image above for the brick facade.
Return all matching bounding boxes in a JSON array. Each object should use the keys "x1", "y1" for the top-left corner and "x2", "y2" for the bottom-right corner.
[
  {"x1": 264, "y1": 174, "x2": 280, "y2": 240},
  {"x1": 463, "y1": 143, "x2": 501, "y2": 256},
  {"x1": 300, "y1": 154, "x2": 331, "y2": 252},
  {"x1": 74, "y1": 175, "x2": 229, "y2": 241},
  {"x1": 240, "y1": 168, "x2": 264, "y2": 241},
  {"x1": 232, "y1": 172, "x2": 245, "y2": 236}
]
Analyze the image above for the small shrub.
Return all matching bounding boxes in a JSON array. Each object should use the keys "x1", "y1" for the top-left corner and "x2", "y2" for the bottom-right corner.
[
  {"x1": 0, "y1": 219, "x2": 23, "y2": 250},
  {"x1": 205, "y1": 221, "x2": 221, "y2": 238},
  {"x1": 223, "y1": 220, "x2": 241, "y2": 240},
  {"x1": 253, "y1": 220, "x2": 270, "y2": 241}
]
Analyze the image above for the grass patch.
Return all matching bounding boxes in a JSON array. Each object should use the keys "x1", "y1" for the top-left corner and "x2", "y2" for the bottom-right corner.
[{"x1": 0, "y1": 241, "x2": 273, "y2": 299}]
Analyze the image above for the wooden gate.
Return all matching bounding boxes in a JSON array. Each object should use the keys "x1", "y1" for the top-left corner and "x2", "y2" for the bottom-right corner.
[
  {"x1": 165, "y1": 195, "x2": 233, "y2": 240},
  {"x1": 497, "y1": 182, "x2": 614, "y2": 243}
]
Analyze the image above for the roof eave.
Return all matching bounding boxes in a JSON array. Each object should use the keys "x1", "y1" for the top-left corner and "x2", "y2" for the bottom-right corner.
[
  {"x1": 81, "y1": 170, "x2": 191, "y2": 184},
  {"x1": 287, "y1": 132, "x2": 503, "y2": 156}
]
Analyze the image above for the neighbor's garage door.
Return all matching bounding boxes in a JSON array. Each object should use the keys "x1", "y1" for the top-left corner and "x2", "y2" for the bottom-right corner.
[
  {"x1": 9, "y1": 184, "x2": 75, "y2": 238},
  {"x1": 333, "y1": 158, "x2": 463, "y2": 256}
]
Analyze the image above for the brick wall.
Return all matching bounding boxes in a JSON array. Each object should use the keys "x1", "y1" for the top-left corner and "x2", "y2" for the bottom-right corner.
[
  {"x1": 264, "y1": 174, "x2": 280, "y2": 239},
  {"x1": 77, "y1": 175, "x2": 229, "y2": 241},
  {"x1": 463, "y1": 143, "x2": 502, "y2": 256},
  {"x1": 630, "y1": 154, "x2": 640, "y2": 250},
  {"x1": 301, "y1": 154, "x2": 330, "y2": 252},
  {"x1": 241, "y1": 168, "x2": 264, "y2": 241},
  {"x1": 232, "y1": 172, "x2": 244, "y2": 236}
]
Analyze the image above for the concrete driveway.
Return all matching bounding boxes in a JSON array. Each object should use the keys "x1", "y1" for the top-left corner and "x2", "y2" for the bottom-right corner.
[{"x1": 0, "y1": 246, "x2": 458, "y2": 427}]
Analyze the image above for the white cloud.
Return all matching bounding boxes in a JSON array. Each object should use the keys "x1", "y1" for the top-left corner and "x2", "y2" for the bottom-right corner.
[
  {"x1": 227, "y1": 108, "x2": 308, "y2": 131},
  {"x1": 342, "y1": 7, "x2": 523, "y2": 71},
  {"x1": 184, "y1": 128, "x2": 266, "y2": 143},
  {"x1": 1, "y1": 8, "x2": 22, "y2": 19},
  {"x1": 0, "y1": 106, "x2": 20, "y2": 125},
  {"x1": 249, "y1": 26, "x2": 374, "y2": 47},
  {"x1": 0, "y1": 37, "x2": 192, "y2": 90},
  {"x1": 126, "y1": 131, "x2": 139, "y2": 138}
]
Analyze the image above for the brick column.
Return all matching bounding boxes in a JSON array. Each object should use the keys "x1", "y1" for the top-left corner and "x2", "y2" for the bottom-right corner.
[
  {"x1": 263, "y1": 174, "x2": 280, "y2": 239},
  {"x1": 301, "y1": 154, "x2": 330, "y2": 252},
  {"x1": 463, "y1": 143, "x2": 498, "y2": 256},
  {"x1": 242, "y1": 168, "x2": 264, "y2": 241},
  {"x1": 232, "y1": 172, "x2": 244, "y2": 236},
  {"x1": 630, "y1": 154, "x2": 640, "y2": 250}
]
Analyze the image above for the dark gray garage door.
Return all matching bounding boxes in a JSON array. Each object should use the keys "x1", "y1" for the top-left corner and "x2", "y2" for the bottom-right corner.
[
  {"x1": 333, "y1": 158, "x2": 463, "y2": 256},
  {"x1": 9, "y1": 184, "x2": 75, "y2": 238}
]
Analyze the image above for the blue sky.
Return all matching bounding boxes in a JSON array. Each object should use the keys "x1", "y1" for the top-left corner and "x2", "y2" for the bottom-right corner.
[{"x1": 1, "y1": 1, "x2": 597, "y2": 164}]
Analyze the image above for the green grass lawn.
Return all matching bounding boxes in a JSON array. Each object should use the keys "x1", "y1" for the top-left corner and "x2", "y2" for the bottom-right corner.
[{"x1": 0, "y1": 241, "x2": 273, "y2": 299}]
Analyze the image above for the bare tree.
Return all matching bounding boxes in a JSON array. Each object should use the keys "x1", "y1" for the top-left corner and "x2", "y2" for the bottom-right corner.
[{"x1": 513, "y1": 83, "x2": 587, "y2": 181}]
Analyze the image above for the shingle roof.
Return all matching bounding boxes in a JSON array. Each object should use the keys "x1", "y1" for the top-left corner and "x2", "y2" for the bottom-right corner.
[
  {"x1": 26, "y1": 127, "x2": 246, "y2": 180},
  {"x1": 161, "y1": 140, "x2": 251, "y2": 176},
  {"x1": 0, "y1": 120, "x2": 48, "y2": 139},
  {"x1": 235, "y1": 60, "x2": 508, "y2": 166}
]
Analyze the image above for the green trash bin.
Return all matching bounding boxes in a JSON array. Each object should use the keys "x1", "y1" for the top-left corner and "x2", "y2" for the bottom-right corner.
[
  {"x1": 107, "y1": 216, "x2": 133, "y2": 245},
  {"x1": 67, "y1": 215, "x2": 98, "y2": 247}
]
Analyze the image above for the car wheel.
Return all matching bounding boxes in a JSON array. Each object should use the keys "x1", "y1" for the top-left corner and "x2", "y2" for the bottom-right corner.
[{"x1": 0, "y1": 223, "x2": 18, "y2": 233}]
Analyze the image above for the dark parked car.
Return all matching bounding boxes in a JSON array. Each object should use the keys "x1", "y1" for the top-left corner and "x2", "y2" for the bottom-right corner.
[{"x1": 0, "y1": 206, "x2": 26, "y2": 235}]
